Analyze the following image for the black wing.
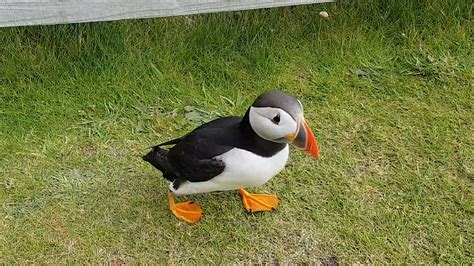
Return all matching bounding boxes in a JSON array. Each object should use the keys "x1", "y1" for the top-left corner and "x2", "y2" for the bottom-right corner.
[
  {"x1": 166, "y1": 126, "x2": 239, "y2": 182},
  {"x1": 144, "y1": 116, "x2": 241, "y2": 185}
]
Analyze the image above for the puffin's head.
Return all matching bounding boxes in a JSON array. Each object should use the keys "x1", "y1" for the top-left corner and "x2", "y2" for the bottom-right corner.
[{"x1": 249, "y1": 90, "x2": 319, "y2": 158}]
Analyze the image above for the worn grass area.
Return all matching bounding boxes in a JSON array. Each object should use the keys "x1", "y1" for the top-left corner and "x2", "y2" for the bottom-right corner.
[{"x1": 1, "y1": 0, "x2": 473, "y2": 263}]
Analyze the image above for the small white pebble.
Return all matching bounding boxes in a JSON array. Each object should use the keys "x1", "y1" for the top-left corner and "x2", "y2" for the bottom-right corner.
[{"x1": 319, "y1": 11, "x2": 329, "y2": 19}]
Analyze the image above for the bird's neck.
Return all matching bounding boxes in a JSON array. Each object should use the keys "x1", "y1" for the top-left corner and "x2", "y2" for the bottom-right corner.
[{"x1": 240, "y1": 108, "x2": 253, "y2": 133}]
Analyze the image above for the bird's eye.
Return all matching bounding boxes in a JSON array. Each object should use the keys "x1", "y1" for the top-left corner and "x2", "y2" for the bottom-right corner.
[{"x1": 271, "y1": 114, "x2": 281, "y2": 125}]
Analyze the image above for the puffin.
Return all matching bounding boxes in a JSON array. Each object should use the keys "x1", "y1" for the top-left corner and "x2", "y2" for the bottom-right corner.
[{"x1": 143, "y1": 90, "x2": 319, "y2": 223}]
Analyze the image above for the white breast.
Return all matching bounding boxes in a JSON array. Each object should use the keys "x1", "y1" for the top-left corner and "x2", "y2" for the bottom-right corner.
[{"x1": 170, "y1": 145, "x2": 289, "y2": 196}]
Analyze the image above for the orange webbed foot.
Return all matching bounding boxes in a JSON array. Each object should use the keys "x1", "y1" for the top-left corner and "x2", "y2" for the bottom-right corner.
[
  {"x1": 239, "y1": 189, "x2": 279, "y2": 213},
  {"x1": 169, "y1": 194, "x2": 203, "y2": 223}
]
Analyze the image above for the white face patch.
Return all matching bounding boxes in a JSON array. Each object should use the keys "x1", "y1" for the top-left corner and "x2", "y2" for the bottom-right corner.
[
  {"x1": 297, "y1": 99, "x2": 304, "y2": 113},
  {"x1": 249, "y1": 106, "x2": 298, "y2": 142}
]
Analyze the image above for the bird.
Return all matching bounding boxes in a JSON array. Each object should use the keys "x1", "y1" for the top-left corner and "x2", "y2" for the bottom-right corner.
[{"x1": 143, "y1": 90, "x2": 319, "y2": 223}]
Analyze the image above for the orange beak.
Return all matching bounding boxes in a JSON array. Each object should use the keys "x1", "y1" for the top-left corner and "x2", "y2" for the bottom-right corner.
[{"x1": 290, "y1": 118, "x2": 320, "y2": 158}]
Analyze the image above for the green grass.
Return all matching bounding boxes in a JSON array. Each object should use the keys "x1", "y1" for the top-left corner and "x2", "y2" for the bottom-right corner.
[{"x1": 1, "y1": 0, "x2": 473, "y2": 263}]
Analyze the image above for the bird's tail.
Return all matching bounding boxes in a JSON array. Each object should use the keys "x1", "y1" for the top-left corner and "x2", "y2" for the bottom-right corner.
[
  {"x1": 142, "y1": 145, "x2": 171, "y2": 178},
  {"x1": 143, "y1": 136, "x2": 184, "y2": 182}
]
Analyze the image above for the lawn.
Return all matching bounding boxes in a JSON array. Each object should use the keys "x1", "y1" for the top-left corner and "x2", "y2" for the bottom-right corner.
[{"x1": 1, "y1": 0, "x2": 472, "y2": 263}]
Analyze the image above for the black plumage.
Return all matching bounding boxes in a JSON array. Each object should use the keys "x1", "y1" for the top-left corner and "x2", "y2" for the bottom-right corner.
[{"x1": 142, "y1": 109, "x2": 286, "y2": 190}]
